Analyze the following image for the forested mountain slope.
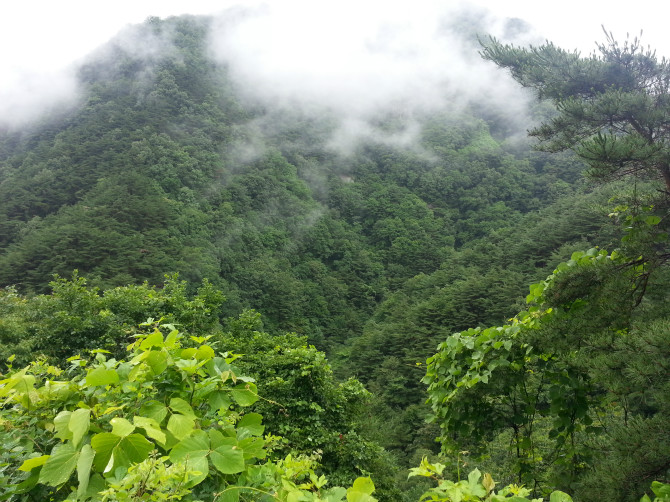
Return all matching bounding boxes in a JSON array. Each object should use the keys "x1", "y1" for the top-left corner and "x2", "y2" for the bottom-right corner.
[
  {"x1": 0, "y1": 16, "x2": 608, "y2": 345},
  {"x1": 2, "y1": 13, "x2": 665, "y2": 502}
]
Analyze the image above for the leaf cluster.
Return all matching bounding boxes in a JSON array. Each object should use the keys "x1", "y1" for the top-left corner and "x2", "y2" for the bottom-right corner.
[{"x1": 0, "y1": 320, "x2": 378, "y2": 501}]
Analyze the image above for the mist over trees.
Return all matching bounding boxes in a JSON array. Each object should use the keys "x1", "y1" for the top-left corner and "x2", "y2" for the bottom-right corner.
[{"x1": 0, "y1": 11, "x2": 668, "y2": 502}]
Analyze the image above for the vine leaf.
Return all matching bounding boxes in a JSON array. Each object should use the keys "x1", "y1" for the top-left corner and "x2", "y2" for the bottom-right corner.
[
  {"x1": 167, "y1": 413, "x2": 195, "y2": 440},
  {"x1": 236, "y1": 413, "x2": 264, "y2": 439},
  {"x1": 231, "y1": 382, "x2": 258, "y2": 407},
  {"x1": 85, "y1": 367, "x2": 119, "y2": 387},
  {"x1": 133, "y1": 415, "x2": 166, "y2": 444},
  {"x1": 91, "y1": 432, "x2": 153, "y2": 473},
  {"x1": 39, "y1": 443, "x2": 79, "y2": 486},
  {"x1": 346, "y1": 477, "x2": 376, "y2": 502},
  {"x1": 210, "y1": 444, "x2": 245, "y2": 474},
  {"x1": 69, "y1": 409, "x2": 91, "y2": 448},
  {"x1": 76, "y1": 444, "x2": 95, "y2": 498},
  {"x1": 18, "y1": 455, "x2": 49, "y2": 472},
  {"x1": 549, "y1": 491, "x2": 574, "y2": 502}
]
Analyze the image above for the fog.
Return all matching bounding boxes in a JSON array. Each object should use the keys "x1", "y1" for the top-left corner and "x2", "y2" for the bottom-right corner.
[
  {"x1": 207, "y1": 1, "x2": 541, "y2": 157},
  {"x1": 210, "y1": 1, "x2": 536, "y2": 112},
  {"x1": 0, "y1": 68, "x2": 80, "y2": 128},
  {"x1": 2, "y1": 0, "x2": 664, "y2": 132},
  {"x1": 0, "y1": 1, "x2": 541, "y2": 132}
]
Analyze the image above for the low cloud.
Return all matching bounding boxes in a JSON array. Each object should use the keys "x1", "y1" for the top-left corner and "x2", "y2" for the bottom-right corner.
[
  {"x1": 0, "y1": 66, "x2": 79, "y2": 128},
  {"x1": 208, "y1": 0, "x2": 542, "y2": 155},
  {"x1": 1, "y1": 1, "x2": 543, "y2": 143}
]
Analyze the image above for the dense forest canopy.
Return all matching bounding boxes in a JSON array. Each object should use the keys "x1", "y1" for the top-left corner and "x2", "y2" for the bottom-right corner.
[{"x1": 0, "y1": 13, "x2": 668, "y2": 502}]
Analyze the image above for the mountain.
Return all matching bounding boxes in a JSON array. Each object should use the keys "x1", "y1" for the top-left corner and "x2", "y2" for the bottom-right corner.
[
  {"x1": 1, "y1": 13, "x2": 649, "y2": 501},
  {"x1": 0, "y1": 15, "x2": 609, "y2": 342}
]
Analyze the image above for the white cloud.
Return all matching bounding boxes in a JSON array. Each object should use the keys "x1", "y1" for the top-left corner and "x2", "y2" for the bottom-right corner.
[
  {"x1": 207, "y1": 1, "x2": 536, "y2": 154},
  {"x1": 0, "y1": 67, "x2": 79, "y2": 127},
  {"x1": 0, "y1": 0, "x2": 666, "y2": 129}
]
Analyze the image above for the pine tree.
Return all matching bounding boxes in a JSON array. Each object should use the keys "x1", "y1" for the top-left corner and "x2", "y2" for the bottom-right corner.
[{"x1": 481, "y1": 30, "x2": 670, "y2": 192}]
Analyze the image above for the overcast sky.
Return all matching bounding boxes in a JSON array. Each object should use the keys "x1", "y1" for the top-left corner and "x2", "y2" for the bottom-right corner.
[{"x1": 1, "y1": 1, "x2": 666, "y2": 126}]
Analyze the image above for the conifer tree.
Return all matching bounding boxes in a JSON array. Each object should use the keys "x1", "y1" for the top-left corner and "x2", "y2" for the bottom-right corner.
[{"x1": 481, "y1": 30, "x2": 670, "y2": 192}]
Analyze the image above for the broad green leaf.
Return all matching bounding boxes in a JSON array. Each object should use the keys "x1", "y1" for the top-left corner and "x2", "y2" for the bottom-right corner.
[
  {"x1": 128, "y1": 358, "x2": 148, "y2": 380},
  {"x1": 129, "y1": 349, "x2": 149, "y2": 365},
  {"x1": 53, "y1": 411, "x2": 73, "y2": 441},
  {"x1": 645, "y1": 215, "x2": 662, "y2": 226},
  {"x1": 207, "y1": 429, "x2": 226, "y2": 450},
  {"x1": 652, "y1": 481, "x2": 670, "y2": 498},
  {"x1": 170, "y1": 397, "x2": 196, "y2": 417},
  {"x1": 210, "y1": 444, "x2": 245, "y2": 474},
  {"x1": 133, "y1": 416, "x2": 166, "y2": 444},
  {"x1": 238, "y1": 437, "x2": 266, "y2": 460},
  {"x1": 208, "y1": 390, "x2": 232, "y2": 412},
  {"x1": 170, "y1": 430, "x2": 210, "y2": 462},
  {"x1": 323, "y1": 487, "x2": 347, "y2": 502},
  {"x1": 167, "y1": 414, "x2": 195, "y2": 440},
  {"x1": 175, "y1": 358, "x2": 200, "y2": 374},
  {"x1": 182, "y1": 455, "x2": 209, "y2": 487},
  {"x1": 39, "y1": 443, "x2": 79, "y2": 486},
  {"x1": 193, "y1": 381, "x2": 218, "y2": 403},
  {"x1": 468, "y1": 468, "x2": 482, "y2": 487},
  {"x1": 146, "y1": 351, "x2": 168, "y2": 374},
  {"x1": 0, "y1": 371, "x2": 35, "y2": 398},
  {"x1": 69, "y1": 409, "x2": 91, "y2": 448},
  {"x1": 76, "y1": 444, "x2": 95, "y2": 499},
  {"x1": 231, "y1": 382, "x2": 258, "y2": 407},
  {"x1": 346, "y1": 490, "x2": 376, "y2": 501},
  {"x1": 347, "y1": 477, "x2": 377, "y2": 502},
  {"x1": 85, "y1": 367, "x2": 119, "y2": 387},
  {"x1": 110, "y1": 417, "x2": 135, "y2": 437},
  {"x1": 91, "y1": 433, "x2": 122, "y2": 472},
  {"x1": 121, "y1": 434, "x2": 154, "y2": 463},
  {"x1": 18, "y1": 455, "x2": 50, "y2": 472},
  {"x1": 236, "y1": 413, "x2": 264, "y2": 439},
  {"x1": 351, "y1": 477, "x2": 375, "y2": 495},
  {"x1": 208, "y1": 429, "x2": 234, "y2": 449},
  {"x1": 549, "y1": 491, "x2": 573, "y2": 502},
  {"x1": 287, "y1": 491, "x2": 302, "y2": 502},
  {"x1": 140, "y1": 400, "x2": 168, "y2": 424},
  {"x1": 139, "y1": 330, "x2": 163, "y2": 350},
  {"x1": 91, "y1": 432, "x2": 153, "y2": 473},
  {"x1": 164, "y1": 329, "x2": 180, "y2": 348},
  {"x1": 195, "y1": 345, "x2": 215, "y2": 360}
]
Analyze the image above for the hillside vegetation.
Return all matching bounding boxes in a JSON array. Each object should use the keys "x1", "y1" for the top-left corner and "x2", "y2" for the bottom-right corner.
[{"x1": 0, "y1": 15, "x2": 668, "y2": 502}]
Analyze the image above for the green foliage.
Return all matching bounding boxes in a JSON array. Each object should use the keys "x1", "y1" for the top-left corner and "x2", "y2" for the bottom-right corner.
[
  {"x1": 409, "y1": 458, "x2": 571, "y2": 502},
  {"x1": 0, "y1": 272, "x2": 225, "y2": 365},
  {"x1": 343, "y1": 187, "x2": 612, "y2": 466},
  {"x1": 220, "y1": 310, "x2": 404, "y2": 500},
  {"x1": 3, "y1": 14, "x2": 660, "y2": 502},
  {"x1": 0, "y1": 12, "x2": 598, "y2": 347},
  {"x1": 0, "y1": 15, "x2": 241, "y2": 290},
  {"x1": 0, "y1": 320, "x2": 377, "y2": 501},
  {"x1": 641, "y1": 482, "x2": 670, "y2": 502},
  {"x1": 471, "y1": 32, "x2": 670, "y2": 500},
  {"x1": 481, "y1": 31, "x2": 670, "y2": 191},
  {"x1": 424, "y1": 242, "x2": 670, "y2": 498}
]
